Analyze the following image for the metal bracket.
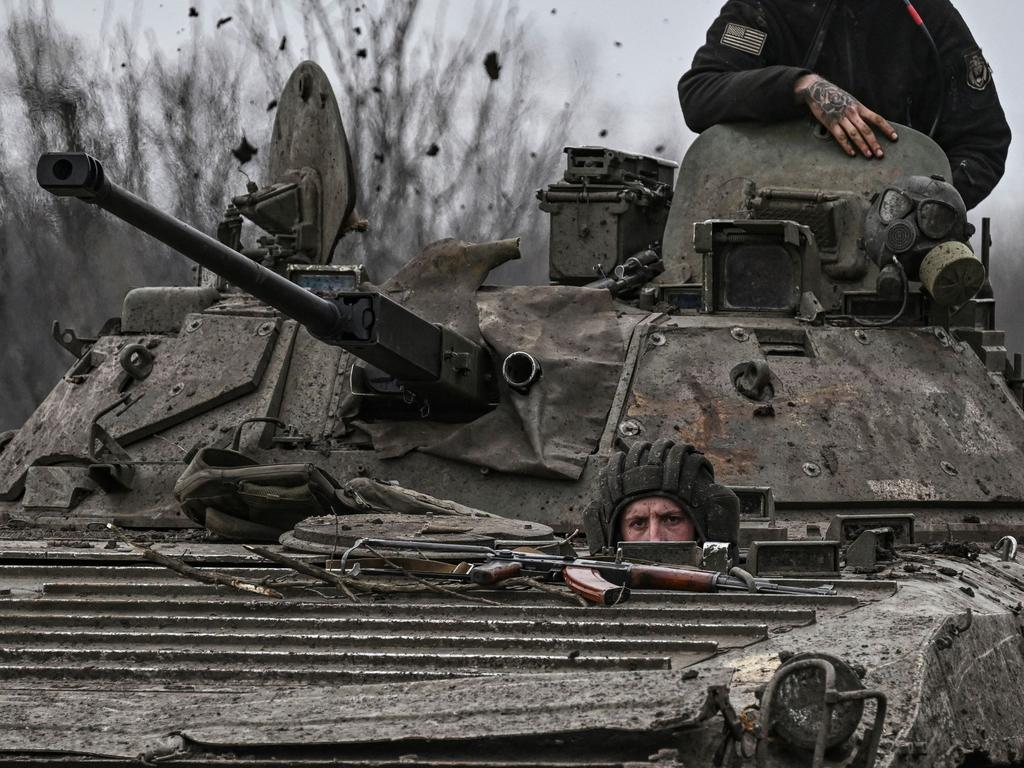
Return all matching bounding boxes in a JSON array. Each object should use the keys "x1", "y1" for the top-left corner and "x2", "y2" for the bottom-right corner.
[
  {"x1": 87, "y1": 395, "x2": 137, "y2": 492},
  {"x1": 52, "y1": 317, "x2": 120, "y2": 360},
  {"x1": 52, "y1": 321, "x2": 96, "y2": 359},
  {"x1": 230, "y1": 417, "x2": 288, "y2": 452},
  {"x1": 994, "y1": 536, "x2": 1018, "y2": 561},
  {"x1": 798, "y1": 290, "x2": 826, "y2": 325},
  {"x1": 705, "y1": 686, "x2": 744, "y2": 766},
  {"x1": 845, "y1": 528, "x2": 896, "y2": 571}
]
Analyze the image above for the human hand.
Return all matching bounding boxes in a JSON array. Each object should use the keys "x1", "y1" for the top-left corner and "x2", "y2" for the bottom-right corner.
[{"x1": 794, "y1": 74, "x2": 898, "y2": 159}]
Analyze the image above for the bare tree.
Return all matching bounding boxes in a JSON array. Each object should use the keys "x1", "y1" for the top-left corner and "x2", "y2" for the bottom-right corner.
[
  {"x1": 0, "y1": 0, "x2": 579, "y2": 430},
  {"x1": 239, "y1": 0, "x2": 576, "y2": 281}
]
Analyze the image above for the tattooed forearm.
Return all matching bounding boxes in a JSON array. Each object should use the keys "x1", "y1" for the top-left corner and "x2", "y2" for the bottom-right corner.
[{"x1": 800, "y1": 79, "x2": 856, "y2": 126}]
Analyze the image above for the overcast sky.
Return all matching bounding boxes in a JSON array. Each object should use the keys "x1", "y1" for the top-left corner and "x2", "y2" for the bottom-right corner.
[{"x1": 50, "y1": 0, "x2": 1023, "y2": 196}]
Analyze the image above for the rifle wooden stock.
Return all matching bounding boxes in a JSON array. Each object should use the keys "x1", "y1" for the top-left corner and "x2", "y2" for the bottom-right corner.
[
  {"x1": 470, "y1": 560, "x2": 523, "y2": 585},
  {"x1": 625, "y1": 564, "x2": 719, "y2": 592},
  {"x1": 563, "y1": 566, "x2": 631, "y2": 605}
]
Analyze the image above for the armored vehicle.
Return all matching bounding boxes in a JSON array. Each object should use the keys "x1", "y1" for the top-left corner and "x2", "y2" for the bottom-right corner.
[{"x1": 2, "y1": 61, "x2": 1023, "y2": 767}]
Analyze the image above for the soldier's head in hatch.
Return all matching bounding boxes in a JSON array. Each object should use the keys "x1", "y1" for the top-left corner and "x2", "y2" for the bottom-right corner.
[
  {"x1": 582, "y1": 439, "x2": 740, "y2": 555},
  {"x1": 618, "y1": 496, "x2": 697, "y2": 543}
]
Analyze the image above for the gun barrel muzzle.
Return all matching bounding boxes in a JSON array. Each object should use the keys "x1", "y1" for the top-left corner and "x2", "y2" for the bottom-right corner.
[
  {"x1": 36, "y1": 152, "x2": 343, "y2": 338},
  {"x1": 37, "y1": 153, "x2": 107, "y2": 199}
]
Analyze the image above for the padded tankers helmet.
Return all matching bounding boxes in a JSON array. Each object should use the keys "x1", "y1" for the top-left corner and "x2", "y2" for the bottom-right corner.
[{"x1": 582, "y1": 439, "x2": 740, "y2": 554}]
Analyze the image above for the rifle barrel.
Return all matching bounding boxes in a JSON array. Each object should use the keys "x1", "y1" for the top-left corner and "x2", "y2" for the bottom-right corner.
[
  {"x1": 349, "y1": 538, "x2": 497, "y2": 554},
  {"x1": 717, "y1": 574, "x2": 836, "y2": 596}
]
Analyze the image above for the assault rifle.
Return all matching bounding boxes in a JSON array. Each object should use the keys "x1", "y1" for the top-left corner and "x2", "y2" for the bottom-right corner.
[{"x1": 340, "y1": 538, "x2": 837, "y2": 606}]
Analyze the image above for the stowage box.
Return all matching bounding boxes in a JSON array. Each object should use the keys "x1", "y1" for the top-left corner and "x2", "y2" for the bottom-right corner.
[{"x1": 538, "y1": 146, "x2": 675, "y2": 284}]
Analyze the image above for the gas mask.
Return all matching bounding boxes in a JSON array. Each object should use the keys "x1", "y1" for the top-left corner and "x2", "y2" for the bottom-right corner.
[{"x1": 863, "y1": 175, "x2": 984, "y2": 306}]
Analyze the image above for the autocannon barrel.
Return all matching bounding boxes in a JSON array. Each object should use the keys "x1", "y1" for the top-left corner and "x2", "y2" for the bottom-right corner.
[
  {"x1": 37, "y1": 153, "x2": 351, "y2": 338},
  {"x1": 37, "y1": 152, "x2": 495, "y2": 415}
]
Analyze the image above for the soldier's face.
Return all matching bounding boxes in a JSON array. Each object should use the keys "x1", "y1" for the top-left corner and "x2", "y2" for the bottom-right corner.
[{"x1": 618, "y1": 497, "x2": 696, "y2": 542}]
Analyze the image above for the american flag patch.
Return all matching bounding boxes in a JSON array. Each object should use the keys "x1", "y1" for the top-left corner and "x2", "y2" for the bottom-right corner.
[{"x1": 721, "y1": 23, "x2": 767, "y2": 56}]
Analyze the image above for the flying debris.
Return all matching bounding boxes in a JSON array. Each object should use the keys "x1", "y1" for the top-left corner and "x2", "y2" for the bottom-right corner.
[
  {"x1": 425, "y1": 143, "x2": 440, "y2": 157},
  {"x1": 267, "y1": 100, "x2": 278, "y2": 111},
  {"x1": 216, "y1": 16, "x2": 233, "y2": 28},
  {"x1": 599, "y1": 129, "x2": 608, "y2": 138},
  {"x1": 483, "y1": 51, "x2": 501, "y2": 80},
  {"x1": 614, "y1": 41, "x2": 622, "y2": 47},
  {"x1": 188, "y1": 7, "x2": 198, "y2": 17},
  {"x1": 655, "y1": 144, "x2": 666, "y2": 153},
  {"x1": 354, "y1": 26, "x2": 362, "y2": 35},
  {"x1": 356, "y1": 49, "x2": 368, "y2": 59},
  {"x1": 279, "y1": 36, "x2": 287, "y2": 51},
  {"x1": 231, "y1": 135, "x2": 257, "y2": 164}
]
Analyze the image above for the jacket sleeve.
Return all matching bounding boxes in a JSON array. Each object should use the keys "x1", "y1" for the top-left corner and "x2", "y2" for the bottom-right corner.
[
  {"x1": 678, "y1": 0, "x2": 811, "y2": 133},
  {"x1": 923, "y1": 1, "x2": 1011, "y2": 209}
]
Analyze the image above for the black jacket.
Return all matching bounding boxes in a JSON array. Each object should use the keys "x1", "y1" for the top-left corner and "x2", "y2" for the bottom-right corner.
[{"x1": 678, "y1": 0, "x2": 1011, "y2": 209}]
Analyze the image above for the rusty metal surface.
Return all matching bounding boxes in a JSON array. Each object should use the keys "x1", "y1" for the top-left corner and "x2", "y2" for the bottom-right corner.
[
  {"x1": 102, "y1": 313, "x2": 280, "y2": 444},
  {"x1": 615, "y1": 317, "x2": 1024, "y2": 505},
  {"x1": 0, "y1": 668, "x2": 730, "y2": 762},
  {"x1": 718, "y1": 551, "x2": 1024, "y2": 768},
  {"x1": 0, "y1": 313, "x2": 287, "y2": 502},
  {"x1": 120, "y1": 286, "x2": 220, "y2": 334},
  {"x1": 0, "y1": 333, "x2": 148, "y2": 500},
  {"x1": 3, "y1": 320, "x2": 298, "y2": 528}
]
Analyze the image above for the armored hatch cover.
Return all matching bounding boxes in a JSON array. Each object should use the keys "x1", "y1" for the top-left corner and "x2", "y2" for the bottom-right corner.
[{"x1": 660, "y1": 120, "x2": 951, "y2": 284}]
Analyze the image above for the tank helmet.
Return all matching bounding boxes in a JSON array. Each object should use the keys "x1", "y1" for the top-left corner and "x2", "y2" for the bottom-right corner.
[{"x1": 582, "y1": 439, "x2": 740, "y2": 554}]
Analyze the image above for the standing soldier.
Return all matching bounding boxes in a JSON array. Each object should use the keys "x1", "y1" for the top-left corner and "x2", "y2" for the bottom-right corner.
[{"x1": 678, "y1": 0, "x2": 1011, "y2": 210}]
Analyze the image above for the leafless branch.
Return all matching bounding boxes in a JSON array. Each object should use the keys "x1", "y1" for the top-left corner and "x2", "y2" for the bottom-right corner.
[{"x1": 107, "y1": 524, "x2": 283, "y2": 599}]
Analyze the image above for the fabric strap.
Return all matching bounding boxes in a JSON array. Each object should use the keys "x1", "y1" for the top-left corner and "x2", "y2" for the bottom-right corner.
[{"x1": 801, "y1": 0, "x2": 841, "y2": 71}]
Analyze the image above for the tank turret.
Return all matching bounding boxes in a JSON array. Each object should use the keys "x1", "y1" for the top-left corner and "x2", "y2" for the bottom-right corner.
[{"x1": 37, "y1": 152, "x2": 499, "y2": 419}]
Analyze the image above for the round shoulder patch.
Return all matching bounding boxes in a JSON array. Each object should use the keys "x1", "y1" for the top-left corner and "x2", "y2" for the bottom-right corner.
[{"x1": 964, "y1": 48, "x2": 992, "y2": 91}]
